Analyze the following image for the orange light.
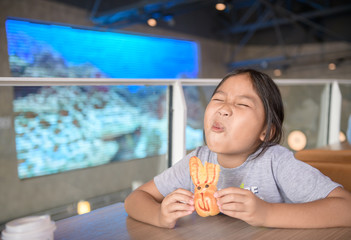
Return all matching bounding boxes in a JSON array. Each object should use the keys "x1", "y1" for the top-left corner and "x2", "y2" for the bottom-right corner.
[
  {"x1": 328, "y1": 63, "x2": 336, "y2": 70},
  {"x1": 215, "y1": 3, "x2": 226, "y2": 11},
  {"x1": 147, "y1": 18, "x2": 157, "y2": 27},
  {"x1": 339, "y1": 131, "x2": 346, "y2": 142},
  {"x1": 287, "y1": 130, "x2": 307, "y2": 151},
  {"x1": 273, "y1": 69, "x2": 282, "y2": 77},
  {"x1": 77, "y1": 200, "x2": 91, "y2": 215}
]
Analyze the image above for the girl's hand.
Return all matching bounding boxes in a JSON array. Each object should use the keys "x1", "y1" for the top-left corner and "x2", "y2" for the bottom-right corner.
[
  {"x1": 158, "y1": 188, "x2": 195, "y2": 228},
  {"x1": 214, "y1": 187, "x2": 271, "y2": 226}
]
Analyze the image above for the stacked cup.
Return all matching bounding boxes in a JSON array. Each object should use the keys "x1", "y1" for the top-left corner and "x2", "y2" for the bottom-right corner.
[{"x1": 1, "y1": 215, "x2": 56, "y2": 240}]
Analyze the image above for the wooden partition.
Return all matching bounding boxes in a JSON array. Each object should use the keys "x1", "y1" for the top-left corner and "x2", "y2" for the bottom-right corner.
[{"x1": 295, "y1": 142, "x2": 351, "y2": 192}]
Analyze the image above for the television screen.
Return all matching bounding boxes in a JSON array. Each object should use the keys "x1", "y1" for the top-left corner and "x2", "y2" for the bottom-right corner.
[
  {"x1": 5, "y1": 18, "x2": 199, "y2": 179},
  {"x1": 13, "y1": 85, "x2": 168, "y2": 179},
  {"x1": 5, "y1": 18, "x2": 199, "y2": 78}
]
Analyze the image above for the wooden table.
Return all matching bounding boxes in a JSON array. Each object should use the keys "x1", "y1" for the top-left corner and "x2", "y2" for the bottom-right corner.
[{"x1": 54, "y1": 202, "x2": 351, "y2": 240}]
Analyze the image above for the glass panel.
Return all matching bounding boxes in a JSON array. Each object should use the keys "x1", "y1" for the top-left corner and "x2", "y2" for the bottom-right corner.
[
  {"x1": 13, "y1": 85, "x2": 168, "y2": 179},
  {"x1": 339, "y1": 83, "x2": 351, "y2": 143},
  {"x1": 184, "y1": 83, "x2": 331, "y2": 152},
  {"x1": 183, "y1": 86, "x2": 216, "y2": 150},
  {"x1": 183, "y1": 84, "x2": 336, "y2": 151},
  {"x1": 278, "y1": 84, "x2": 326, "y2": 151}
]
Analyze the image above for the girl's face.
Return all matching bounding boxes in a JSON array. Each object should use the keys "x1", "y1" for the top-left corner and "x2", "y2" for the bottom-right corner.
[{"x1": 204, "y1": 73, "x2": 266, "y2": 166}]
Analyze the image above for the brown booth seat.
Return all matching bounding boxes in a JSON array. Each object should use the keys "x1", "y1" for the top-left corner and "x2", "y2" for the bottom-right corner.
[{"x1": 294, "y1": 141, "x2": 351, "y2": 192}]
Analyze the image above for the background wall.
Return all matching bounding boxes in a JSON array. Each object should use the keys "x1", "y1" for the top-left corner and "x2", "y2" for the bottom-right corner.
[{"x1": 234, "y1": 43, "x2": 351, "y2": 79}]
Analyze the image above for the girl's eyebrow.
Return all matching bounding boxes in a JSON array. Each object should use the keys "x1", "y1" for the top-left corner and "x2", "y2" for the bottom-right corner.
[
  {"x1": 213, "y1": 88, "x2": 260, "y2": 103},
  {"x1": 214, "y1": 91, "x2": 257, "y2": 102},
  {"x1": 213, "y1": 91, "x2": 259, "y2": 106},
  {"x1": 237, "y1": 94, "x2": 257, "y2": 102},
  {"x1": 213, "y1": 90, "x2": 226, "y2": 95},
  {"x1": 237, "y1": 95, "x2": 259, "y2": 106}
]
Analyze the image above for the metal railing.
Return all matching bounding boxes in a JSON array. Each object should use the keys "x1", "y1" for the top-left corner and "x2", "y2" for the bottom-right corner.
[{"x1": 0, "y1": 77, "x2": 348, "y2": 165}]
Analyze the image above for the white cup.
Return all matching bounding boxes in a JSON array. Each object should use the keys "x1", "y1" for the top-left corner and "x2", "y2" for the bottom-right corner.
[{"x1": 1, "y1": 215, "x2": 56, "y2": 240}]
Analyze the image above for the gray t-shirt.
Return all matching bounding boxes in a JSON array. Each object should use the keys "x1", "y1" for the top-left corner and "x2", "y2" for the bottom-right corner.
[{"x1": 154, "y1": 145, "x2": 341, "y2": 203}]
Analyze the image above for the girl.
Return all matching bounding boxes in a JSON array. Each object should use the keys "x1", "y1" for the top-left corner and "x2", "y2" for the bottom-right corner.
[{"x1": 125, "y1": 69, "x2": 351, "y2": 229}]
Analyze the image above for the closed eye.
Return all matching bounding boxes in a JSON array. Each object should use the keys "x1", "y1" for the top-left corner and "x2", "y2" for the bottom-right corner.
[{"x1": 237, "y1": 103, "x2": 250, "y2": 107}]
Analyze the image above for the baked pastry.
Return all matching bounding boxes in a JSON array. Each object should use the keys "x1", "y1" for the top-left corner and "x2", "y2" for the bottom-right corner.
[{"x1": 189, "y1": 156, "x2": 220, "y2": 217}]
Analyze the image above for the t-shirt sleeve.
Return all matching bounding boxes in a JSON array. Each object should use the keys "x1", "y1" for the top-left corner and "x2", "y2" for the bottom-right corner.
[
  {"x1": 273, "y1": 150, "x2": 342, "y2": 203},
  {"x1": 154, "y1": 152, "x2": 194, "y2": 197}
]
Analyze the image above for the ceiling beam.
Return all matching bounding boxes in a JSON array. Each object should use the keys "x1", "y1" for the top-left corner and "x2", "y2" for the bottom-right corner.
[
  {"x1": 260, "y1": 0, "x2": 350, "y2": 42},
  {"x1": 220, "y1": 3, "x2": 351, "y2": 35},
  {"x1": 90, "y1": 0, "x2": 209, "y2": 26}
]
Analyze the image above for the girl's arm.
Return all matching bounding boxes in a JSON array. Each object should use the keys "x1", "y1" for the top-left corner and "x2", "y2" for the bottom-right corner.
[
  {"x1": 124, "y1": 180, "x2": 195, "y2": 228},
  {"x1": 265, "y1": 187, "x2": 351, "y2": 228},
  {"x1": 215, "y1": 187, "x2": 351, "y2": 228}
]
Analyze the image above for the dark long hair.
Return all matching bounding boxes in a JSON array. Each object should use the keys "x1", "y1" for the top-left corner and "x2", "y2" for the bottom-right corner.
[{"x1": 212, "y1": 68, "x2": 284, "y2": 157}]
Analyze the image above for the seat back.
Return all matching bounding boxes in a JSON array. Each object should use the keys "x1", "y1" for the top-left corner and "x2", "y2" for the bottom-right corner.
[{"x1": 295, "y1": 149, "x2": 351, "y2": 192}]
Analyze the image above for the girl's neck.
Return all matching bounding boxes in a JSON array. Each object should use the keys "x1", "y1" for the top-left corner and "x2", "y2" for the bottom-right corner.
[{"x1": 217, "y1": 152, "x2": 249, "y2": 169}]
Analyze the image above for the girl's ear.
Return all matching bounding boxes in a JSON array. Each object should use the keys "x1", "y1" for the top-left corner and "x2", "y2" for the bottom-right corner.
[
  {"x1": 259, "y1": 130, "x2": 266, "y2": 141},
  {"x1": 260, "y1": 126, "x2": 275, "y2": 142}
]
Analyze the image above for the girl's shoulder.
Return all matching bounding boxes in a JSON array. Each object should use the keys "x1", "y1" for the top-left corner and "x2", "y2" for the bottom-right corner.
[
  {"x1": 259, "y1": 144, "x2": 295, "y2": 163},
  {"x1": 266, "y1": 144, "x2": 292, "y2": 156},
  {"x1": 261, "y1": 145, "x2": 313, "y2": 173}
]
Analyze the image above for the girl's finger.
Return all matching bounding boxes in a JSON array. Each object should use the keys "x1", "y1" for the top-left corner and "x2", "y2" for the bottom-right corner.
[
  {"x1": 165, "y1": 192, "x2": 194, "y2": 205},
  {"x1": 166, "y1": 202, "x2": 195, "y2": 213},
  {"x1": 220, "y1": 209, "x2": 247, "y2": 220},
  {"x1": 219, "y1": 202, "x2": 246, "y2": 212},
  {"x1": 171, "y1": 209, "x2": 194, "y2": 219},
  {"x1": 214, "y1": 187, "x2": 248, "y2": 198},
  {"x1": 217, "y1": 193, "x2": 248, "y2": 206},
  {"x1": 173, "y1": 188, "x2": 194, "y2": 197}
]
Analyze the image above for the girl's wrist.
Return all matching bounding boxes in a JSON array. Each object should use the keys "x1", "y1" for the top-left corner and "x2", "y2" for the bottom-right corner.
[
  {"x1": 261, "y1": 201, "x2": 273, "y2": 227},
  {"x1": 157, "y1": 204, "x2": 175, "y2": 229}
]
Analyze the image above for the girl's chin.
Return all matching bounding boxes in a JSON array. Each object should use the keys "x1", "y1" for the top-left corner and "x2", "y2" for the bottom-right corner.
[
  {"x1": 206, "y1": 133, "x2": 225, "y2": 144},
  {"x1": 206, "y1": 140, "x2": 226, "y2": 153}
]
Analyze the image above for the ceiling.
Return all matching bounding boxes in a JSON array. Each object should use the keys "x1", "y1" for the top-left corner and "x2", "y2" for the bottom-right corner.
[
  {"x1": 49, "y1": 0, "x2": 351, "y2": 42},
  {"x1": 48, "y1": 0, "x2": 351, "y2": 71}
]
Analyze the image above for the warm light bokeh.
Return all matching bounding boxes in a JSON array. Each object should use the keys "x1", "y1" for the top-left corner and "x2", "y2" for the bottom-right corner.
[
  {"x1": 288, "y1": 130, "x2": 307, "y2": 151},
  {"x1": 77, "y1": 201, "x2": 91, "y2": 215}
]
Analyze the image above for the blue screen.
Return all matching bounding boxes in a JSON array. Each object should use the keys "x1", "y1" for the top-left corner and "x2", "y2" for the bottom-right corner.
[
  {"x1": 13, "y1": 85, "x2": 168, "y2": 179},
  {"x1": 6, "y1": 18, "x2": 199, "y2": 78},
  {"x1": 5, "y1": 18, "x2": 199, "y2": 179}
]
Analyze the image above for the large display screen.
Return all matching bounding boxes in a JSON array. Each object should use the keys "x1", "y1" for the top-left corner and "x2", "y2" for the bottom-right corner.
[
  {"x1": 5, "y1": 18, "x2": 199, "y2": 179},
  {"x1": 13, "y1": 85, "x2": 168, "y2": 179},
  {"x1": 6, "y1": 19, "x2": 199, "y2": 78}
]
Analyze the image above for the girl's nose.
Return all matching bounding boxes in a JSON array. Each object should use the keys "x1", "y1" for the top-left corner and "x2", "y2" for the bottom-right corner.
[{"x1": 217, "y1": 105, "x2": 231, "y2": 117}]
